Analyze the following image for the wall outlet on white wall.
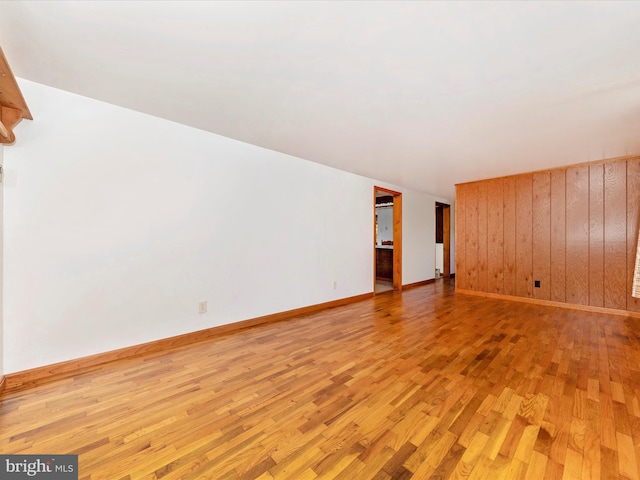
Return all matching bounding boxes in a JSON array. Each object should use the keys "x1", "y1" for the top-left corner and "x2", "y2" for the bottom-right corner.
[
  {"x1": 198, "y1": 301, "x2": 207, "y2": 314},
  {"x1": 333, "y1": 281, "x2": 337, "y2": 290}
]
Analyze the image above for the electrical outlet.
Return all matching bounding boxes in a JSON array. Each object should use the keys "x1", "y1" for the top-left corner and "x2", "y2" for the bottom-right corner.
[
  {"x1": 333, "y1": 281, "x2": 337, "y2": 290},
  {"x1": 534, "y1": 280, "x2": 540, "y2": 288},
  {"x1": 198, "y1": 301, "x2": 207, "y2": 314}
]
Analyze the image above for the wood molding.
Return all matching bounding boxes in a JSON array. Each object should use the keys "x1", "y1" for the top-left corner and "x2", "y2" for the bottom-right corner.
[
  {"x1": 373, "y1": 278, "x2": 435, "y2": 293},
  {"x1": 456, "y1": 288, "x2": 640, "y2": 319},
  {"x1": 443, "y1": 204, "x2": 451, "y2": 277},
  {"x1": 2, "y1": 280, "x2": 639, "y2": 477},
  {"x1": 374, "y1": 186, "x2": 401, "y2": 195},
  {"x1": 374, "y1": 186, "x2": 403, "y2": 293},
  {"x1": 403, "y1": 279, "x2": 435, "y2": 290},
  {"x1": 0, "y1": 375, "x2": 5, "y2": 396},
  {"x1": 3, "y1": 292, "x2": 373, "y2": 393},
  {"x1": 393, "y1": 194, "x2": 403, "y2": 290},
  {"x1": 0, "y1": 106, "x2": 22, "y2": 143},
  {"x1": 0, "y1": 47, "x2": 31, "y2": 144}
]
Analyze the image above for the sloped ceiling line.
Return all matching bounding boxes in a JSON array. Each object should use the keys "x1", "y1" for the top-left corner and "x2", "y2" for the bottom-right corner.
[{"x1": 0, "y1": 2, "x2": 639, "y2": 194}]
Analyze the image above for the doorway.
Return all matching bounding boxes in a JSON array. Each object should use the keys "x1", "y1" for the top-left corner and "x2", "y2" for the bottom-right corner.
[
  {"x1": 374, "y1": 187, "x2": 402, "y2": 293},
  {"x1": 435, "y1": 202, "x2": 451, "y2": 279}
]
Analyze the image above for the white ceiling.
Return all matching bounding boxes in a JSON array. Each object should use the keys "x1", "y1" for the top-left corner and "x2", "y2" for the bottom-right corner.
[{"x1": 1, "y1": 1, "x2": 640, "y2": 200}]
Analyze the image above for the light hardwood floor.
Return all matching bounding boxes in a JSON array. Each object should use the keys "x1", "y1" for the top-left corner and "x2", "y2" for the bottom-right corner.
[{"x1": 1, "y1": 280, "x2": 639, "y2": 479}]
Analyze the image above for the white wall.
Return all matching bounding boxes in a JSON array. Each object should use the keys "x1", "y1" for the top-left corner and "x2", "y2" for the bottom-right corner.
[{"x1": 3, "y1": 80, "x2": 453, "y2": 373}]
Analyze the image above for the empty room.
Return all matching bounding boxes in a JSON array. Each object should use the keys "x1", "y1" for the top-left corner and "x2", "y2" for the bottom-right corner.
[{"x1": 1, "y1": 1, "x2": 640, "y2": 479}]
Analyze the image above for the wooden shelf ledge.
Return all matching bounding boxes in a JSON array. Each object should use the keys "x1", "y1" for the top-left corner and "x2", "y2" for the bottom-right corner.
[{"x1": 0, "y1": 46, "x2": 32, "y2": 145}]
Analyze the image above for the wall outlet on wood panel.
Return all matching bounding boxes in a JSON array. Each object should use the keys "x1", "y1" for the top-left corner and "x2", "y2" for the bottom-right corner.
[
  {"x1": 198, "y1": 301, "x2": 207, "y2": 314},
  {"x1": 534, "y1": 280, "x2": 540, "y2": 288}
]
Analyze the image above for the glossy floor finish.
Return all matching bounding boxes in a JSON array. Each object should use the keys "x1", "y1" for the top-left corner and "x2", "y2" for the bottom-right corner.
[{"x1": 1, "y1": 280, "x2": 640, "y2": 479}]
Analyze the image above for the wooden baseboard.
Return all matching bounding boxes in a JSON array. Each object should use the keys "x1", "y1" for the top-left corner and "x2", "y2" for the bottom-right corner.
[
  {"x1": 0, "y1": 375, "x2": 5, "y2": 397},
  {"x1": 3, "y1": 292, "x2": 373, "y2": 394},
  {"x1": 456, "y1": 288, "x2": 640, "y2": 319},
  {"x1": 403, "y1": 279, "x2": 435, "y2": 290}
]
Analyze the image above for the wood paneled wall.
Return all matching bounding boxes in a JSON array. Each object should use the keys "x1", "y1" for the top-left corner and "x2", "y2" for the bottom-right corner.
[{"x1": 455, "y1": 156, "x2": 640, "y2": 313}]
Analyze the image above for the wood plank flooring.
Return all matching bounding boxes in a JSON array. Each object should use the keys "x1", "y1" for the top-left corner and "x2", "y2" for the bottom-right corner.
[{"x1": 1, "y1": 280, "x2": 640, "y2": 479}]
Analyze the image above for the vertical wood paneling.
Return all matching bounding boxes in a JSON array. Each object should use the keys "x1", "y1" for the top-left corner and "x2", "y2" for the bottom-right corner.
[
  {"x1": 503, "y1": 177, "x2": 517, "y2": 295},
  {"x1": 533, "y1": 172, "x2": 551, "y2": 300},
  {"x1": 477, "y1": 182, "x2": 488, "y2": 292},
  {"x1": 487, "y1": 179, "x2": 504, "y2": 294},
  {"x1": 589, "y1": 164, "x2": 604, "y2": 307},
  {"x1": 604, "y1": 161, "x2": 627, "y2": 310},
  {"x1": 550, "y1": 169, "x2": 566, "y2": 302},
  {"x1": 455, "y1": 185, "x2": 466, "y2": 290},
  {"x1": 515, "y1": 174, "x2": 533, "y2": 298},
  {"x1": 627, "y1": 159, "x2": 640, "y2": 312},
  {"x1": 465, "y1": 184, "x2": 479, "y2": 290},
  {"x1": 566, "y1": 166, "x2": 590, "y2": 305},
  {"x1": 456, "y1": 156, "x2": 639, "y2": 313}
]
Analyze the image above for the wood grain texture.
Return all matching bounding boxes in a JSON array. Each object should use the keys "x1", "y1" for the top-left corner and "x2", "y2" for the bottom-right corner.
[
  {"x1": 466, "y1": 183, "x2": 479, "y2": 291},
  {"x1": 533, "y1": 172, "x2": 551, "y2": 300},
  {"x1": 566, "y1": 165, "x2": 590, "y2": 305},
  {"x1": 403, "y1": 279, "x2": 436, "y2": 290},
  {"x1": 456, "y1": 156, "x2": 640, "y2": 314},
  {"x1": 550, "y1": 169, "x2": 566, "y2": 303},
  {"x1": 373, "y1": 188, "x2": 377, "y2": 292},
  {"x1": 0, "y1": 47, "x2": 31, "y2": 118},
  {"x1": 4, "y1": 292, "x2": 373, "y2": 392},
  {"x1": 503, "y1": 177, "x2": 517, "y2": 296},
  {"x1": 0, "y1": 47, "x2": 32, "y2": 144},
  {"x1": 515, "y1": 174, "x2": 533, "y2": 298},
  {"x1": 455, "y1": 185, "x2": 467, "y2": 290},
  {"x1": 393, "y1": 193, "x2": 403, "y2": 290},
  {"x1": 443, "y1": 205, "x2": 451, "y2": 277},
  {"x1": 589, "y1": 163, "x2": 604, "y2": 307},
  {"x1": 0, "y1": 106, "x2": 23, "y2": 144},
  {"x1": 627, "y1": 159, "x2": 640, "y2": 312},
  {"x1": 457, "y1": 288, "x2": 640, "y2": 319},
  {"x1": 477, "y1": 182, "x2": 489, "y2": 293},
  {"x1": 487, "y1": 179, "x2": 504, "y2": 294},
  {"x1": 2, "y1": 281, "x2": 640, "y2": 479},
  {"x1": 604, "y1": 160, "x2": 627, "y2": 310}
]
